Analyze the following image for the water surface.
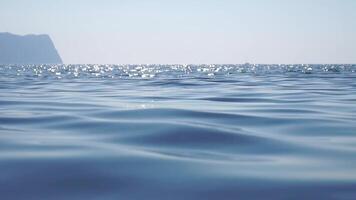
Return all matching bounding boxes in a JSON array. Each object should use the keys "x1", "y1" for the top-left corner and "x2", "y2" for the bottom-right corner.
[{"x1": 1, "y1": 64, "x2": 356, "y2": 199}]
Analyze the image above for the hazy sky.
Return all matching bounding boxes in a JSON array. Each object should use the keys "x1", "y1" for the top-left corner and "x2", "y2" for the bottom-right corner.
[{"x1": 1, "y1": 0, "x2": 355, "y2": 64}]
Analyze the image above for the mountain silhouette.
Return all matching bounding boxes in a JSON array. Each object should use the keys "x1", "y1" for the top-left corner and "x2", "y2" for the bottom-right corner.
[{"x1": 0, "y1": 32, "x2": 62, "y2": 64}]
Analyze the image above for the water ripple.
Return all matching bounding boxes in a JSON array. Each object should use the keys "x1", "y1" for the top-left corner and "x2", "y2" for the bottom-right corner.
[{"x1": 1, "y1": 64, "x2": 356, "y2": 199}]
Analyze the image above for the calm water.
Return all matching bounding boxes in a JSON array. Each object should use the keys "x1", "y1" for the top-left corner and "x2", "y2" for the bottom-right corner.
[{"x1": 1, "y1": 64, "x2": 356, "y2": 200}]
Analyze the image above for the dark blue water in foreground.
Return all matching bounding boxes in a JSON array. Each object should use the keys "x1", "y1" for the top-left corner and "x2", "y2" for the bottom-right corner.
[{"x1": 1, "y1": 64, "x2": 356, "y2": 200}]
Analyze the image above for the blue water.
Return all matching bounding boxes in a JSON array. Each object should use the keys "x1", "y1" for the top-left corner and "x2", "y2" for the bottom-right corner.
[{"x1": 1, "y1": 64, "x2": 356, "y2": 200}]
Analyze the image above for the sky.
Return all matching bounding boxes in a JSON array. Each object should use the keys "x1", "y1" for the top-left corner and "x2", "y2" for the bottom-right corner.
[{"x1": 1, "y1": 0, "x2": 356, "y2": 64}]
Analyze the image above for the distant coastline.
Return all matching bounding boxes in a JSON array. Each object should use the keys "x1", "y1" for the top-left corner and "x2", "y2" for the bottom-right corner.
[{"x1": 0, "y1": 32, "x2": 62, "y2": 64}]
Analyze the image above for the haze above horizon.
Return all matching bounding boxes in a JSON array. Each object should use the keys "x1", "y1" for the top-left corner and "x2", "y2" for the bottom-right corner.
[{"x1": 1, "y1": 0, "x2": 355, "y2": 64}]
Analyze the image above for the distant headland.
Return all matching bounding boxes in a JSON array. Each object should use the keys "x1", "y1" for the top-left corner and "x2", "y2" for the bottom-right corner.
[{"x1": 0, "y1": 32, "x2": 62, "y2": 64}]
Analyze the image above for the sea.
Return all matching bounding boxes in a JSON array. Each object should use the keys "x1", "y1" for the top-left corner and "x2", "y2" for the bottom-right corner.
[{"x1": 0, "y1": 64, "x2": 356, "y2": 200}]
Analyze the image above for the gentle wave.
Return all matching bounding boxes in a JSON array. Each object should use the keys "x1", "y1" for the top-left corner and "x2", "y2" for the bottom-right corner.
[{"x1": 1, "y1": 64, "x2": 356, "y2": 199}]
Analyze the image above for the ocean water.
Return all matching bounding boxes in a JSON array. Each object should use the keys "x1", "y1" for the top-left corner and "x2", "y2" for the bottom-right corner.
[{"x1": 1, "y1": 64, "x2": 356, "y2": 200}]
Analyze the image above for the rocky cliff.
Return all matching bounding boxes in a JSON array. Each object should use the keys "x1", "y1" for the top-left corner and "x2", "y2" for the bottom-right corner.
[{"x1": 0, "y1": 32, "x2": 62, "y2": 64}]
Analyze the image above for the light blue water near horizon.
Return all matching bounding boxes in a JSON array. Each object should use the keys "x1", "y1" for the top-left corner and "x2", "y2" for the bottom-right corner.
[{"x1": 1, "y1": 64, "x2": 356, "y2": 199}]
